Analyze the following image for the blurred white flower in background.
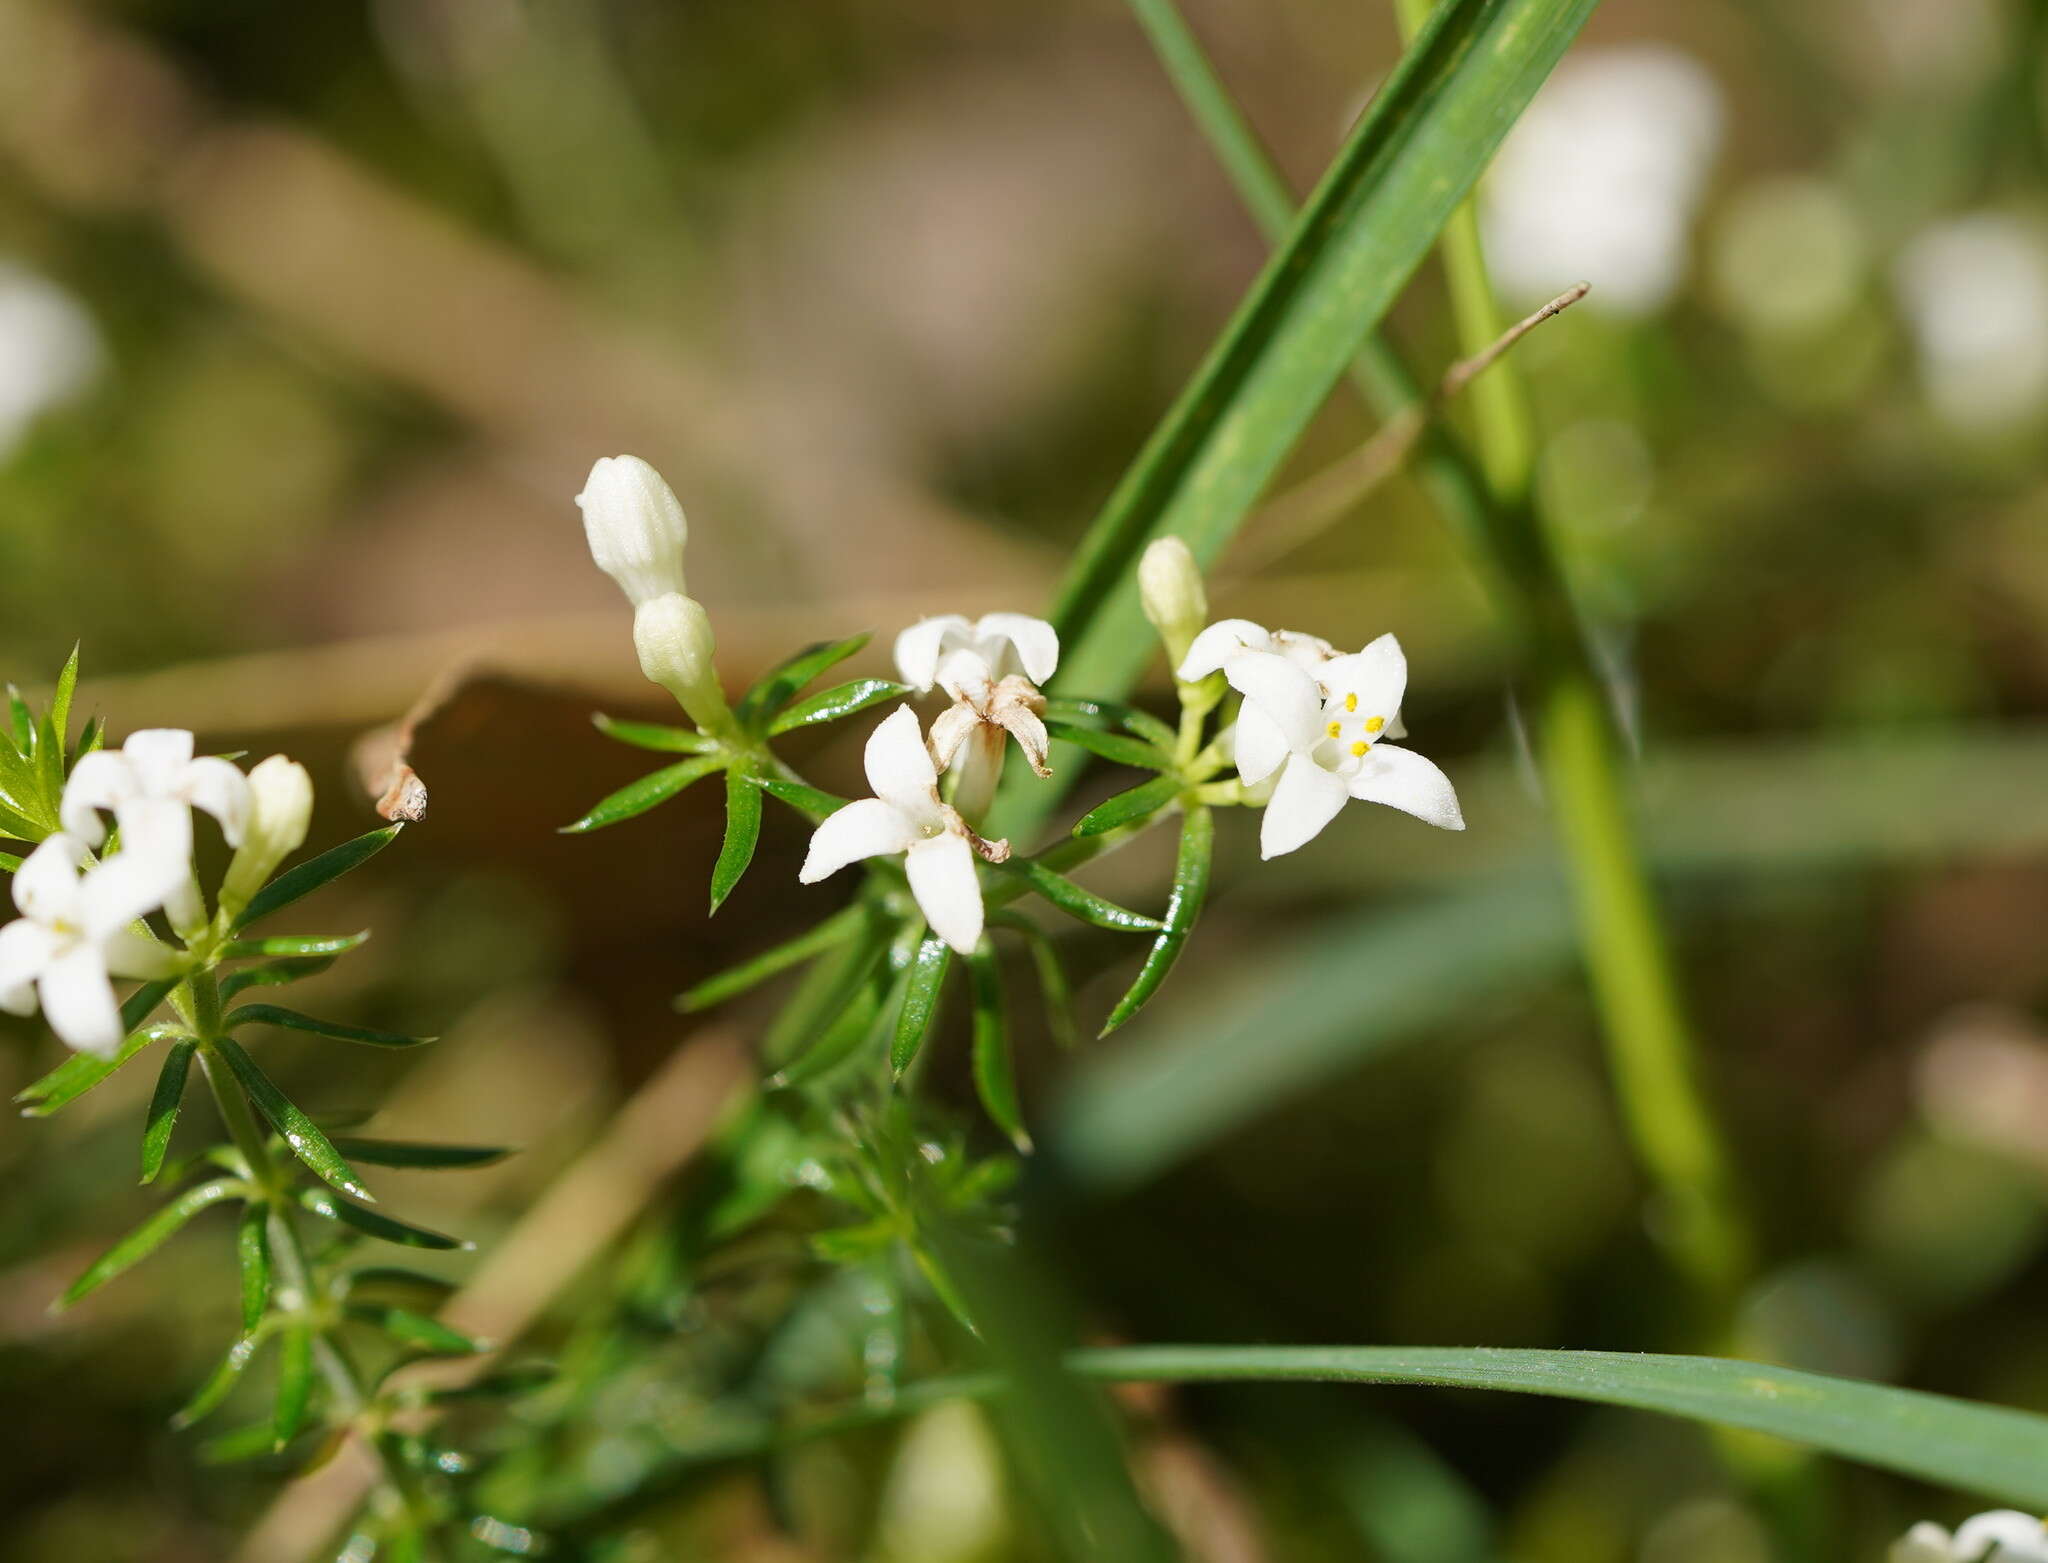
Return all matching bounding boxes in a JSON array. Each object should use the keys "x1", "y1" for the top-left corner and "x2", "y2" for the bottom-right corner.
[
  {"x1": 1709, "y1": 176, "x2": 1869, "y2": 338},
  {"x1": 1893, "y1": 1511, "x2": 2048, "y2": 1562},
  {"x1": 0, "y1": 260, "x2": 103, "y2": 458},
  {"x1": 1894, "y1": 214, "x2": 2048, "y2": 434},
  {"x1": 1482, "y1": 45, "x2": 1725, "y2": 317}
]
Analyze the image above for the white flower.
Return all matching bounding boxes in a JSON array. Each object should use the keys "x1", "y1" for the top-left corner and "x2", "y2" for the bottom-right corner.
[
  {"x1": 576, "y1": 454, "x2": 689, "y2": 607},
  {"x1": 0, "y1": 833, "x2": 181, "y2": 1056},
  {"x1": 1895, "y1": 214, "x2": 2048, "y2": 433},
  {"x1": 798, "y1": 706, "x2": 1008, "y2": 955},
  {"x1": 1892, "y1": 1513, "x2": 2048, "y2": 1562},
  {"x1": 222, "y1": 755, "x2": 313, "y2": 910},
  {"x1": 0, "y1": 260, "x2": 102, "y2": 460},
  {"x1": 1178, "y1": 618, "x2": 1340, "y2": 681},
  {"x1": 1138, "y1": 537, "x2": 1207, "y2": 667},
  {"x1": 894, "y1": 613, "x2": 1059, "y2": 701},
  {"x1": 63, "y1": 728, "x2": 252, "y2": 866},
  {"x1": 630, "y1": 590, "x2": 729, "y2": 733},
  {"x1": 1224, "y1": 633, "x2": 1463, "y2": 859}
]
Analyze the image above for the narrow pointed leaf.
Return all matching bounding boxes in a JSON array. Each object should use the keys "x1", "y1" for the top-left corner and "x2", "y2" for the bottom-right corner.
[
  {"x1": 767, "y1": 972, "x2": 887, "y2": 1091},
  {"x1": 748, "y1": 771, "x2": 850, "y2": 823},
  {"x1": 211, "y1": 1038, "x2": 375, "y2": 1201},
  {"x1": 121, "y1": 977, "x2": 178, "y2": 1034},
  {"x1": 738, "y1": 632, "x2": 871, "y2": 726},
  {"x1": 990, "y1": 858, "x2": 1162, "y2": 934},
  {"x1": 47, "y1": 644, "x2": 78, "y2": 754},
  {"x1": 426, "y1": 1362, "x2": 556, "y2": 1403},
  {"x1": 57, "y1": 1177, "x2": 245, "y2": 1308},
  {"x1": 0, "y1": 850, "x2": 20, "y2": 873},
  {"x1": 762, "y1": 912, "x2": 890, "y2": 1073},
  {"x1": 346, "y1": 1267, "x2": 459, "y2": 1308},
  {"x1": 1041, "y1": 696, "x2": 1179, "y2": 750},
  {"x1": 968, "y1": 947, "x2": 1029, "y2": 1151},
  {"x1": 1043, "y1": 721, "x2": 1175, "y2": 772},
  {"x1": 298, "y1": 1187, "x2": 467, "y2": 1251},
  {"x1": 272, "y1": 1322, "x2": 313, "y2": 1447},
  {"x1": 174, "y1": 1332, "x2": 264, "y2": 1429},
  {"x1": 891, "y1": 936, "x2": 951, "y2": 1077},
  {"x1": 6, "y1": 687, "x2": 31, "y2": 752},
  {"x1": 992, "y1": 913, "x2": 1079, "y2": 1051},
  {"x1": 200, "y1": 1422, "x2": 282, "y2": 1464},
  {"x1": 347, "y1": 1303, "x2": 481, "y2": 1356},
  {"x1": 17, "y1": 1019, "x2": 184, "y2": 1116},
  {"x1": 235, "y1": 825, "x2": 402, "y2": 929},
  {"x1": 223, "y1": 932, "x2": 369, "y2": 959},
  {"x1": 71, "y1": 712, "x2": 105, "y2": 765},
  {"x1": 328, "y1": 1137, "x2": 511, "y2": 1169},
  {"x1": 225, "y1": 1004, "x2": 431, "y2": 1050},
  {"x1": 592, "y1": 713, "x2": 715, "y2": 753},
  {"x1": 710, "y1": 762, "x2": 764, "y2": 914},
  {"x1": 220, "y1": 957, "x2": 340, "y2": 999},
  {"x1": 677, "y1": 902, "x2": 868, "y2": 1012},
  {"x1": 238, "y1": 1205, "x2": 271, "y2": 1332},
  {"x1": 769, "y1": 678, "x2": 909, "y2": 735},
  {"x1": 1073, "y1": 775, "x2": 1182, "y2": 838},
  {"x1": 140, "y1": 1038, "x2": 196, "y2": 1183},
  {"x1": 1103, "y1": 804, "x2": 1212, "y2": 1035},
  {"x1": 561, "y1": 755, "x2": 724, "y2": 834}
]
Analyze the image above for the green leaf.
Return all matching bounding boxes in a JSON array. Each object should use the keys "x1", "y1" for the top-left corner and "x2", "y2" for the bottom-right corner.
[
  {"x1": 47, "y1": 644, "x2": 78, "y2": 754},
  {"x1": 121, "y1": 977, "x2": 178, "y2": 1035},
  {"x1": 676, "y1": 902, "x2": 869, "y2": 1012},
  {"x1": 1102, "y1": 804, "x2": 1212, "y2": 1035},
  {"x1": 592, "y1": 713, "x2": 716, "y2": 753},
  {"x1": 272, "y1": 1322, "x2": 313, "y2": 1446},
  {"x1": 223, "y1": 932, "x2": 369, "y2": 958},
  {"x1": 749, "y1": 772, "x2": 850, "y2": 823},
  {"x1": 1069, "y1": 1345, "x2": 2048, "y2": 1509},
  {"x1": 738, "y1": 632, "x2": 871, "y2": 727},
  {"x1": 225, "y1": 1003, "x2": 432, "y2": 1050},
  {"x1": 200, "y1": 1421, "x2": 284, "y2": 1464},
  {"x1": 1073, "y1": 775, "x2": 1181, "y2": 838},
  {"x1": 70, "y1": 711, "x2": 104, "y2": 765},
  {"x1": 1040, "y1": 696, "x2": 1179, "y2": 751},
  {"x1": 6, "y1": 686, "x2": 31, "y2": 753},
  {"x1": 345, "y1": 1267, "x2": 458, "y2": 1308},
  {"x1": 989, "y1": 858, "x2": 1162, "y2": 935},
  {"x1": 219, "y1": 957, "x2": 340, "y2": 1000},
  {"x1": 0, "y1": 849, "x2": 19, "y2": 873},
  {"x1": 891, "y1": 936, "x2": 951, "y2": 1077},
  {"x1": 172, "y1": 1331, "x2": 264, "y2": 1429},
  {"x1": 710, "y1": 762, "x2": 765, "y2": 914},
  {"x1": 561, "y1": 755, "x2": 725, "y2": 834},
  {"x1": 57, "y1": 1177, "x2": 245, "y2": 1308},
  {"x1": 235, "y1": 825, "x2": 402, "y2": 929},
  {"x1": 1043, "y1": 721, "x2": 1174, "y2": 773},
  {"x1": 994, "y1": 0, "x2": 1599, "y2": 840},
  {"x1": 211, "y1": 1038, "x2": 376, "y2": 1201},
  {"x1": 16, "y1": 1018, "x2": 183, "y2": 1117},
  {"x1": 347, "y1": 1304, "x2": 481, "y2": 1356},
  {"x1": 328, "y1": 1137, "x2": 510, "y2": 1170},
  {"x1": 967, "y1": 946, "x2": 1029, "y2": 1152},
  {"x1": 140, "y1": 1038, "x2": 196, "y2": 1184},
  {"x1": 425, "y1": 1362, "x2": 556, "y2": 1403},
  {"x1": 298, "y1": 1187, "x2": 467, "y2": 1251},
  {"x1": 767, "y1": 963, "x2": 890, "y2": 1092},
  {"x1": 238, "y1": 1206, "x2": 271, "y2": 1333},
  {"x1": 991, "y1": 913, "x2": 1079, "y2": 1052},
  {"x1": 769, "y1": 678, "x2": 909, "y2": 736}
]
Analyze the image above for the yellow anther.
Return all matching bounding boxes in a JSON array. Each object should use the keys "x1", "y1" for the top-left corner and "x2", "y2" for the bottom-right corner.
[
  {"x1": 1343, "y1": 692, "x2": 1358, "y2": 712},
  {"x1": 1326, "y1": 721, "x2": 1341, "y2": 738},
  {"x1": 1350, "y1": 740, "x2": 1370, "y2": 757},
  {"x1": 1364, "y1": 716, "x2": 1385, "y2": 734}
]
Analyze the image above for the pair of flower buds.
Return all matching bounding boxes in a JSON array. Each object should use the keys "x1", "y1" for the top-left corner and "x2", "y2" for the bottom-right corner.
[
  {"x1": 576, "y1": 455, "x2": 1464, "y2": 952},
  {"x1": 0, "y1": 738, "x2": 313, "y2": 1055}
]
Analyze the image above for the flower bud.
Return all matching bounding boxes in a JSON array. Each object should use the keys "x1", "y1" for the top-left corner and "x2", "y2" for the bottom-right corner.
[
  {"x1": 577, "y1": 454, "x2": 688, "y2": 607},
  {"x1": 222, "y1": 755, "x2": 313, "y2": 910},
  {"x1": 633, "y1": 591, "x2": 730, "y2": 733},
  {"x1": 1138, "y1": 537, "x2": 1207, "y2": 669}
]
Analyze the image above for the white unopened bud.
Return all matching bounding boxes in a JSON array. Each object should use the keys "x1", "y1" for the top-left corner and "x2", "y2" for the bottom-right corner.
[
  {"x1": 577, "y1": 454, "x2": 688, "y2": 607},
  {"x1": 634, "y1": 592, "x2": 730, "y2": 733},
  {"x1": 222, "y1": 755, "x2": 313, "y2": 910},
  {"x1": 1138, "y1": 537, "x2": 1207, "y2": 669}
]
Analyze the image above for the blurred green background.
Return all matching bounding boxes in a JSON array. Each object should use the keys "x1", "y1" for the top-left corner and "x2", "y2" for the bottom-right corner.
[{"x1": 3, "y1": 0, "x2": 2048, "y2": 1558}]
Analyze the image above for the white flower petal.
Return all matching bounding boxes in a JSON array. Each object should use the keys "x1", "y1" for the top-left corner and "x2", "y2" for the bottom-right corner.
[
  {"x1": 1233, "y1": 701, "x2": 1290, "y2": 786},
  {"x1": 178, "y1": 756, "x2": 253, "y2": 847},
  {"x1": 993, "y1": 701, "x2": 1052, "y2": 778},
  {"x1": 77, "y1": 840, "x2": 181, "y2": 937},
  {"x1": 1270, "y1": 629, "x2": 1339, "y2": 672},
  {"x1": 0, "y1": 918, "x2": 58, "y2": 1013},
  {"x1": 1259, "y1": 757, "x2": 1350, "y2": 859},
  {"x1": 38, "y1": 941, "x2": 123, "y2": 1056},
  {"x1": 109, "y1": 794, "x2": 193, "y2": 873},
  {"x1": 100, "y1": 929, "x2": 181, "y2": 982},
  {"x1": 906, "y1": 833, "x2": 984, "y2": 954},
  {"x1": 1955, "y1": 1513, "x2": 2048, "y2": 1562},
  {"x1": 58, "y1": 749, "x2": 133, "y2": 844},
  {"x1": 1225, "y1": 651, "x2": 1324, "y2": 751},
  {"x1": 864, "y1": 706, "x2": 942, "y2": 820},
  {"x1": 122, "y1": 728, "x2": 197, "y2": 792},
  {"x1": 894, "y1": 616, "x2": 973, "y2": 692},
  {"x1": 1319, "y1": 633, "x2": 1407, "y2": 721},
  {"x1": 1177, "y1": 619, "x2": 1271, "y2": 681},
  {"x1": 12, "y1": 832, "x2": 87, "y2": 922},
  {"x1": 1889, "y1": 1526, "x2": 1954, "y2": 1563},
  {"x1": 799, "y1": 799, "x2": 921, "y2": 883},
  {"x1": 935, "y1": 647, "x2": 997, "y2": 700},
  {"x1": 927, "y1": 702, "x2": 981, "y2": 773},
  {"x1": 974, "y1": 613, "x2": 1059, "y2": 685},
  {"x1": 1346, "y1": 744, "x2": 1464, "y2": 830}
]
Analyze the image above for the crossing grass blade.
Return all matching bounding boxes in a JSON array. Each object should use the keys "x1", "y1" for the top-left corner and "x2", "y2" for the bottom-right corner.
[{"x1": 235, "y1": 825, "x2": 402, "y2": 929}]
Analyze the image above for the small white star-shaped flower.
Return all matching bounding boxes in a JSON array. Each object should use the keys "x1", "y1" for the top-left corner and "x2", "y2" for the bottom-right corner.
[
  {"x1": 1178, "y1": 618, "x2": 1340, "y2": 680},
  {"x1": 1893, "y1": 1513, "x2": 2048, "y2": 1563},
  {"x1": 1225, "y1": 633, "x2": 1463, "y2": 858},
  {"x1": 798, "y1": 706, "x2": 1008, "y2": 954},
  {"x1": 62, "y1": 728, "x2": 251, "y2": 866},
  {"x1": 894, "y1": 613, "x2": 1059, "y2": 701},
  {"x1": 0, "y1": 833, "x2": 181, "y2": 1056}
]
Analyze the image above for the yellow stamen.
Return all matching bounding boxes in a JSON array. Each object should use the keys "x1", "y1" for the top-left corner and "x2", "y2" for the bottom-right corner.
[
  {"x1": 1326, "y1": 721, "x2": 1341, "y2": 738},
  {"x1": 1365, "y1": 716, "x2": 1385, "y2": 734},
  {"x1": 1343, "y1": 692, "x2": 1358, "y2": 712},
  {"x1": 1350, "y1": 740, "x2": 1370, "y2": 757}
]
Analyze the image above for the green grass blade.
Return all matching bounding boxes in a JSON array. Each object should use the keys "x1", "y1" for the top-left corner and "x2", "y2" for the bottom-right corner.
[
  {"x1": 709, "y1": 761, "x2": 764, "y2": 914},
  {"x1": 1068, "y1": 1345, "x2": 2048, "y2": 1508},
  {"x1": 57, "y1": 1177, "x2": 245, "y2": 1308},
  {"x1": 560, "y1": 755, "x2": 724, "y2": 834},
  {"x1": 139, "y1": 1038, "x2": 196, "y2": 1184},
  {"x1": 225, "y1": 1003, "x2": 432, "y2": 1050},
  {"x1": 234, "y1": 825, "x2": 402, "y2": 929},
  {"x1": 210, "y1": 1038, "x2": 376, "y2": 1202},
  {"x1": 1101, "y1": 802, "x2": 1212, "y2": 1035}
]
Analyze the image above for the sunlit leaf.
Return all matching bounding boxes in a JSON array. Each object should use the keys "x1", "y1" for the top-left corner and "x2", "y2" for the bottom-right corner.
[
  {"x1": 1101, "y1": 804, "x2": 1212, "y2": 1035},
  {"x1": 235, "y1": 825, "x2": 403, "y2": 930},
  {"x1": 57, "y1": 1176, "x2": 246, "y2": 1309},
  {"x1": 272, "y1": 1322, "x2": 314, "y2": 1447},
  {"x1": 710, "y1": 761, "x2": 764, "y2": 914},
  {"x1": 989, "y1": 857, "x2": 1162, "y2": 934},
  {"x1": 738, "y1": 632, "x2": 871, "y2": 727},
  {"x1": 299, "y1": 1188, "x2": 468, "y2": 1252},
  {"x1": 592, "y1": 713, "x2": 716, "y2": 753},
  {"x1": 328, "y1": 1137, "x2": 511, "y2": 1170},
  {"x1": 769, "y1": 678, "x2": 909, "y2": 735},
  {"x1": 139, "y1": 1037, "x2": 196, "y2": 1184},
  {"x1": 222, "y1": 932, "x2": 369, "y2": 959},
  {"x1": 560, "y1": 755, "x2": 724, "y2": 834},
  {"x1": 1072, "y1": 775, "x2": 1181, "y2": 838},
  {"x1": 891, "y1": 935, "x2": 951, "y2": 1078},
  {"x1": 173, "y1": 1332, "x2": 265, "y2": 1429},
  {"x1": 211, "y1": 1038, "x2": 375, "y2": 1201}
]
